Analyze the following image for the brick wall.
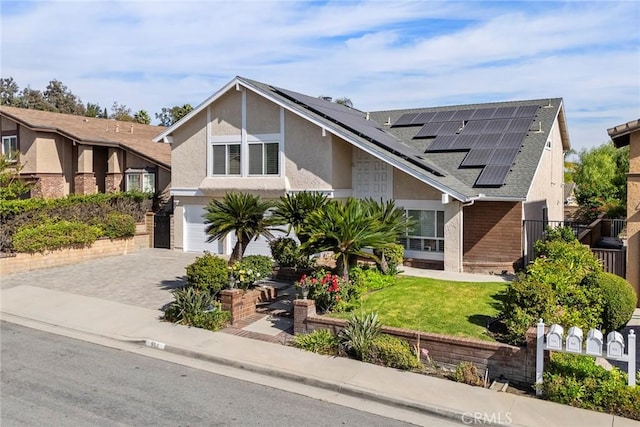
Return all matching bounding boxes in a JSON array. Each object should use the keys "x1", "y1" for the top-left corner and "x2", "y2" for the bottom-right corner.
[
  {"x1": 74, "y1": 172, "x2": 97, "y2": 195},
  {"x1": 293, "y1": 299, "x2": 537, "y2": 386},
  {"x1": 463, "y1": 201, "x2": 522, "y2": 274},
  {"x1": 220, "y1": 287, "x2": 277, "y2": 324},
  {"x1": 0, "y1": 235, "x2": 150, "y2": 275},
  {"x1": 105, "y1": 172, "x2": 124, "y2": 192},
  {"x1": 31, "y1": 174, "x2": 66, "y2": 199}
]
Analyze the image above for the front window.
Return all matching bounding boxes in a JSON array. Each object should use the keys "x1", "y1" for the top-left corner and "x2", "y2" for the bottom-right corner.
[
  {"x1": 2, "y1": 135, "x2": 18, "y2": 161},
  {"x1": 399, "y1": 209, "x2": 445, "y2": 253},
  {"x1": 125, "y1": 168, "x2": 155, "y2": 193},
  {"x1": 212, "y1": 143, "x2": 241, "y2": 175},
  {"x1": 248, "y1": 142, "x2": 279, "y2": 175}
]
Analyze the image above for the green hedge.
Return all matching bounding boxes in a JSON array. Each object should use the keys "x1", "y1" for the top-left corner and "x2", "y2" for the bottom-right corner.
[{"x1": 12, "y1": 220, "x2": 102, "y2": 253}]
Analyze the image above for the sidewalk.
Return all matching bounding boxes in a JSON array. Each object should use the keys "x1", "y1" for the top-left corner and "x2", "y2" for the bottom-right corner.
[{"x1": 1, "y1": 282, "x2": 637, "y2": 427}]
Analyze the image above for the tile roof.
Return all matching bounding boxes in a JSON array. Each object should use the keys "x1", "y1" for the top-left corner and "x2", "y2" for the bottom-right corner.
[{"x1": 0, "y1": 106, "x2": 170, "y2": 169}]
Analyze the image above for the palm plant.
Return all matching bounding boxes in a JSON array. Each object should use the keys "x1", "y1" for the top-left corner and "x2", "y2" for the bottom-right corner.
[
  {"x1": 302, "y1": 198, "x2": 397, "y2": 280},
  {"x1": 272, "y1": 191, "x2": 328, "y2": 245},
  {"x1": 203, "y1": 192, "x2": 277, "y2": 264}
]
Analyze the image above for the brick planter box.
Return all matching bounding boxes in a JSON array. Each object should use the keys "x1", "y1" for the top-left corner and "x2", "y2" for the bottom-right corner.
[
  {"x1": 220, "y1": 286, "x2": 277, "y2": 324},
  {"x1": 272, "y1": 266, "x2": 314, "y2": 282}
]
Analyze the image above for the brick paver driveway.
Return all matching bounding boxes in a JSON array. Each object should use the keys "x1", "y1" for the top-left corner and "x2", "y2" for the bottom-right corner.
[{"x1": 1, "y1": 249, "x2": 200, "y2": 311}]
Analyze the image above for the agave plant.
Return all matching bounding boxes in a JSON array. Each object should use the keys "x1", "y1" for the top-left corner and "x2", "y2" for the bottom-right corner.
[{"x1": 339, "y1": 311, "x2": 381, "y2": 360}]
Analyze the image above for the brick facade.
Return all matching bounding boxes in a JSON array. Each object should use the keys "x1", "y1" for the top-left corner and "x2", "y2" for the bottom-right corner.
[
  {"x1": 463, "y1": 201, "x2": 523, "y2": 274},
  {"x1": 105, "y1": 172, "x2": 124, "y2": 192},
  {"x1": 74, "y1": 172, "x2": 97, "y2": 195},
  {"x1": 30, "y1": 174, "x2": 65, "y2": 199},
  {"x1": 293, "y1": 298, "x2": 538, "y2": 386}
]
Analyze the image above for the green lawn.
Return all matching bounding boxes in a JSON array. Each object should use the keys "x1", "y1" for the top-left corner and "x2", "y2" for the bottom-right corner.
[{"x1": 337, "y1": 276, "x2": 507, "y2": 342}]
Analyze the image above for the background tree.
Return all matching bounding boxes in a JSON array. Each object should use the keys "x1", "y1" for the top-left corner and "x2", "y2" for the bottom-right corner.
[
  {"x1": 334, "y1": 97, "x2": 353, "y2": 108},
  {"x1": 133, "y1": 110, "x2": 151, "y2": 125},
  {"x1": 0, "y1": 77, "x2": 20, "y2": 106},
  {"x1": 43, "y1": 79, "x2": 85, "y2": 115},
  {"x1": 155, "y1": 104, "x2": 193, "y2": 127},
  {"x1": 573, "y1": 142, "x2": 628, "y2": 218},
  {"x1": 203, "y1": 192, "x2": 277, "y2": 264},
  {"x1": 17, "y1": 87, "x2": 49, "y2": 111},
  {"x1": 85, "y1": 102, "x2": 108, "y2": 118},
  {"x1": 110, "y1": 102, "x2": 134, "y2": 122}
]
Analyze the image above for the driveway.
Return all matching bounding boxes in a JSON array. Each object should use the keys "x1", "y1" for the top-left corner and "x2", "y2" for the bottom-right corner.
[{"x1": 1, "y1": 249, "x2": 201, "y2": 311}]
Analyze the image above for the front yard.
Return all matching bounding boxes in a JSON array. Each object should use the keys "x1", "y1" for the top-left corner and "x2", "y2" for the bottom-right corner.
[{"x1": 333, "y1": 276, "x2": 507, "y2": 341}]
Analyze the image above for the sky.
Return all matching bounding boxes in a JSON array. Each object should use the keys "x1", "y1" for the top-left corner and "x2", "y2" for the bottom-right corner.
[{"x1": 1, "y1": 0, "x2": 639, "y2": 153}]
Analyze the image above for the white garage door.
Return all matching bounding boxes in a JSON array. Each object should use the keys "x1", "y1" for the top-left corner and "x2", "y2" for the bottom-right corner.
[
  {"x1": 228, "y1": 229, "x2": 288, "y2": 258},
  {"x1": 184, "y1": 205, "x2": 223, "y2": 253}
]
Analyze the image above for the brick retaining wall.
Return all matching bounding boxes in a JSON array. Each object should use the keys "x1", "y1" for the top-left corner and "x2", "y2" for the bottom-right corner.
[
  {"x1": 293, "y1": 299, "x2": 537, "y2": 386},
  {"x1": 0, "y1": 234, "x2": 150, "y2": 275},
  {"x1": 220, "y1": 287, "x2": 277, "y2": 324}
]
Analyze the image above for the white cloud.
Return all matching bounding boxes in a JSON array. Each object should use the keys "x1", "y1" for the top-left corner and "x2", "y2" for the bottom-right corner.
[{"x1": 1, "y1": 0, "x2": 638, "y2": 151}]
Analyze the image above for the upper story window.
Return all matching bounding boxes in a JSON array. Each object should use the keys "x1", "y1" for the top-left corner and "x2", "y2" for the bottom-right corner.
[
  {"x1": 2, "y1": 135, "x2": 18, "y2": 162},
  {"x1": 212, "y1": 143, "x2": 241, "y2": 175},
  {"x1": 249, "y1": 142, "x2": 279, "y2": 175},
  {"x1": 126, "y1": 168, "x2": 156, "y2": 193}
]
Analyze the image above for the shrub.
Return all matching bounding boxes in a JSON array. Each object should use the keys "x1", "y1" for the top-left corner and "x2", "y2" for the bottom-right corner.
[
  {"x1": 339, "y1": 311, "x2": 381, "y2": 360},
  {"x1": 543, "y1": 353, "x2": 640, "y2": 420},
  {"x1": 229, "y1": 260, "x2": 262, "y2": 290},
  {"x1": 185, "y1": 252, "x2": 229, "y2": 295},
  {"x1": 240, "y1": 255, "x2": 273, "y2": 280},
  {"x1": 363, "y1": 334, "x2": 422, "y2": 371},
  {"x1": 583, "y1": 272, "x2": 637, "y2": 332},
  {"x1": 350, "y1": 266, "x2": 395, "y2": 294},
  {"x1": 163, "y1": 287, "x2": 230, "y2": 331},
  {"x1": 291, "y1": 329, "x2": 340, "y2": 355},
  {"x1": 269, "y1": 237, "x2": 312, "y2": 268},
  {"x1": 379, "y1": 243, "x2": 404, "y2": 275},
  {"x1": 296, "y1": 270, "x2": 350, "y2": 313},
  {"x1": 452, "y1": 361, "x2": 484, "y2": 386},
  {"x1": 12, "y1": 220, "x2": 102, "y2": 253},
  {"x1": 99, "y1": 212, "x2": 136, "y2": 239}
]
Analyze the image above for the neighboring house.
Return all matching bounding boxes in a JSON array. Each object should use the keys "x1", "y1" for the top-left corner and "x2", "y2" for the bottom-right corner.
[
  {"x1": 154, "y1": 76, "x2": 569, "y2": 274},
  {"x1": 609, "y1": 119, "x2": 640, "y2": 307},
  {"x1": 0, "y1": 106, "x2": 170, "y2": 199}
]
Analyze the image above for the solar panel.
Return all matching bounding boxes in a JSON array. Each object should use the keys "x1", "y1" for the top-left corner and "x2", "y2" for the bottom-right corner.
[
  {"x1": 471, "y1": 108, "x2": 496, "y2": 120},
  {"x1": 426, "y1": 135, "x2": 458, "y2": 151},
  {"x1": 414, "y1": 122, "x2": 445, "y2": 138},
  {"x1": 475, "y1": 133, "x2": 502, "y2": 149},
  {"x1": 460, "y1": 120, "x2": 487, "y2": 134},
  {"x1": 455, "y1": 134, "x2": 479, "y2": 150},
  {"x1": 483, "y1": 119, "x2": 510, "y2": 133},
  {"x1": 413, "y1": 111, "x2": 437, "y2": 124},
  {"x1": 392, "y1": 113, "x2": 419, "y2": 127},
  {"x1": 507, "y1": 117, "x2": 534, "y2": 132},
  {"x1": 514, "y1": 105, "x2": 539, "y2": 118},
  {"x1": 488, "y1": 148, "x2": 519, "y2": 166},
  {"x1": 437, "y1": 121, "x2": 464, "y2": 135},
  {"x1": 451, "y1": 109, "x2": 476, "y2": 121},
  {"x1": 461, "y1": 149, "x2": 493, "y2": 167},
  {"x1": 476, "y1": 165, "x2": 511, "y2": 186},
  {"x1": 432, "y1": 110, "x2": 456, "y2": 122},
  {"x1": 493, "y1": 106, "x2": 517, "y2": 119},
  {"x1": 498, "y1": 132, "x2": 526, "y2": 149}
]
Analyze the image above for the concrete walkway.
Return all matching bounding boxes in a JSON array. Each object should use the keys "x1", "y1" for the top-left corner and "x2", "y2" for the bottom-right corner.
[{"x1": 1, "y1": 249, "x2": 638, "y2": 426}]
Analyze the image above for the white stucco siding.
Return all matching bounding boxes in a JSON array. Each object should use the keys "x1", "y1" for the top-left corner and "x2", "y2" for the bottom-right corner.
[
  {"x1": 526, "y1": 117, "x2": 565, "y2": 221},
  {"x1": 210, "y1": 90, "x2": 242, "y2": 136},
  {"x1": 171, "y1": 109, "x2": 208, "y2": 189}
]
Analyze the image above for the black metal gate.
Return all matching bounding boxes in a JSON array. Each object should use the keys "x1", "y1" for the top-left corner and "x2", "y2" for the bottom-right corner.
[{"x1": 154, "y1": 214, "x2": 171, "y2": 249}]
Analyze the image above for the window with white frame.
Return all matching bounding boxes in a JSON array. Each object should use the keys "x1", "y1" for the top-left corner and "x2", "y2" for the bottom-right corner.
[
  {"x1": 125, "y1": 168, "x2": 155, "y2": 193},
  {"x1": 399, "y1": 209, "x2": 445, "y2": 253},
  {"x1": 212, "y1": 143, "x2": 241, "y2": 175},
  {"x1": 248, "y1": 142, "x2": 279, "y2": 175},
  {"x1": 2, "y1": 135, "x2": 18, "y2": 161}
]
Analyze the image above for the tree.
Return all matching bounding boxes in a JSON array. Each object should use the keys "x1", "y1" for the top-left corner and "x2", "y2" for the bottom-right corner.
[
  {"x1": 155, "y1": 104, "x2": 193, "y2": 127},
  {"x1": 0, "y1": 154, "x2": 31, "y2": 200},
  {"x1": 43, "y1": 79, "x2": 85, "y2": 115},
  {"x1": 110, "y1": 102, "x2": 134, "y2": 122},
  {"x1": 302, "y1": 198, "x2": 397, "y2": 280},
  {"x1": 573, "y1": 142, "x2": 628, "y2": 218},
  {"x1": 272, "y1": 191, "x2": 328, "y2": 245},
  {"x1": 17, "y1": 87, "x2": 49, "y2": 111},
  {"x1": 203, "y1": 192, "x2": 278, "y2": 264},
  {"x1": 334, "y1": 97, "x2": 353, "y2": 108},
  {"x1": 133, "y1": 110, "x2": 151, "y2": 125},
  {"x1": 0, "y1": 77, "x2": 20, "y2": 106},
  {"x1": 85, "y1": 103, "x2": 107, "y2": 118}
]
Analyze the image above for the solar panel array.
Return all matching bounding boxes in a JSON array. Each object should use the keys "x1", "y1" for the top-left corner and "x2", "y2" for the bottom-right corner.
[
  {"x1": 274, "y1": 87, "x2": 448, "y2": 176},
  {"x1": 391, "y1": 105, "x2": 539, "y2": 186}
]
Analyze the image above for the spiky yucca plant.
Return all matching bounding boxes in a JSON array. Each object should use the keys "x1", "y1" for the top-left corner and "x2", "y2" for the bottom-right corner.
[{"x1": 339, "y1": 311, "x2": 381, "y2": 360}]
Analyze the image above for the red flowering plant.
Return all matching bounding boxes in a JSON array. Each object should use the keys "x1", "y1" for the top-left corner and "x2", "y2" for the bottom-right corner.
[{"x1": 295, "y1": 270, "x2": 349, "y2": 313}]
